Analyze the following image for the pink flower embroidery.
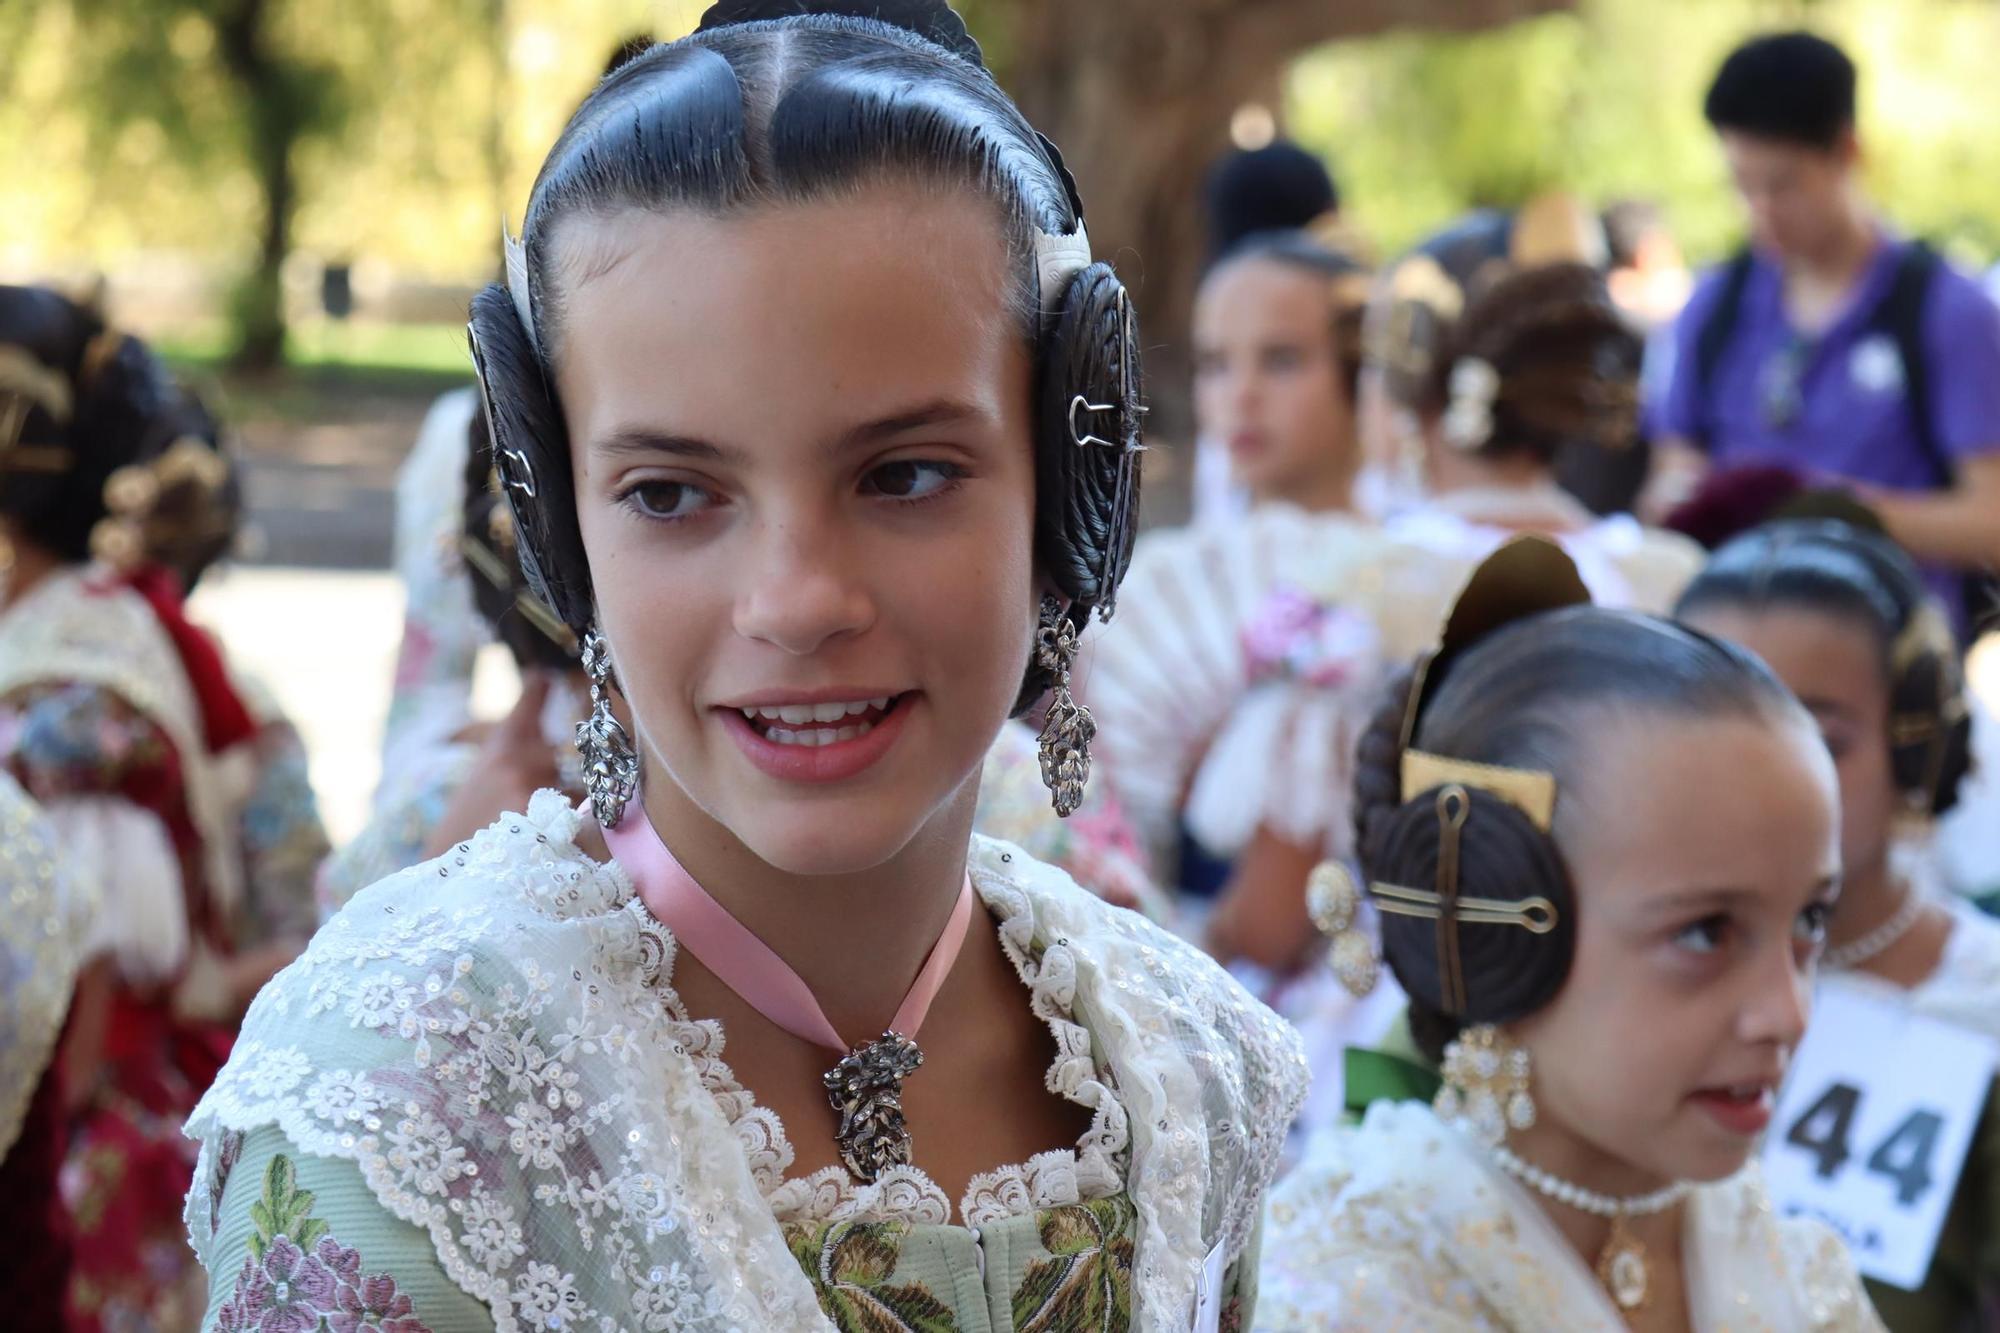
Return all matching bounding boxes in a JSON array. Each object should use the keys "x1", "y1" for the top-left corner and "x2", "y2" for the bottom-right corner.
[
  {"x1": 218, "y1": 1235, "x2": 340, "y2": 1333},
  {"x1": 330, "y1": 1272, "x2": 431, "y2": 1333}
]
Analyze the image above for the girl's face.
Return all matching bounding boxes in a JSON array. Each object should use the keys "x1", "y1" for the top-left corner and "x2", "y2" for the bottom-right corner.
[
  {"x1": 1192, "y1": 257, "x2": 1354, "y2": 502},
  {"x1": 550, "y1": 185, "x2": 1040, "y2": 875},
  {"x1": 1513, "y1": 711, "x2": 1840, "y2": 1186},
  {"x1": 1681, "y1": 605, "x2": 1900, "y2": 885}
]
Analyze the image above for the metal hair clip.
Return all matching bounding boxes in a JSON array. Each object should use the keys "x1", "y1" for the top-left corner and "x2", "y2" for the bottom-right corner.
[
  {"x1": 1370, "y1": 882, "x2": 1559, "y2": 934},
  {"x1": 498, "y1": 446, "x2": 538, "y2": 500},
  {"x1": 1067, "y1": 396, "x2": 1117, "y2": 450},
  {"x1": 1365, "y1": 786, "x2": 1560, "y2": 1016},
  {"x1": 1066, "y1": 291, "x2": 1150, "y2": 454}
]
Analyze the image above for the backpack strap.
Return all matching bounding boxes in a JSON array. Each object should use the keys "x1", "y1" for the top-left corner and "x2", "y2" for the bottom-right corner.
[
  {"x1": 1863, "y1": 240, "x2": 1991, "y2": 639},
  {"x1": 1690, "y1": 248, "x2": 1758, "y2": 452},
  {"x1": 1870, "y1": 239, "x2": 1947, "y2": 485}
]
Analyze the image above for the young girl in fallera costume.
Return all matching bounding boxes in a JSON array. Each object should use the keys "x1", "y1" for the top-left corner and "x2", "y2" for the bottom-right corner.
[
  {"x1": 1257, "y1": 539, "x2": 1883, "y2": 1331},
  {"x1": 185, "y1": 6, "x2": 1305, "y2": 1330},
  {"x1": 0, "y1": 285, "x2": 328, "y2": 1330},
  {"x1": 1679, "y1": 521, "x2": 1995, "y2": 1331}
]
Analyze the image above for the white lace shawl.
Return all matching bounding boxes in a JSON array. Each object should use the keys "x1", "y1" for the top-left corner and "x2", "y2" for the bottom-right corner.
[
  {"x1": 0, "y1": 773, "x2": 95, "y2": 1160},
  {"x1": 184, "y1": 791, "x2": 1308, "y2": 1331},
  {"x1": 0, "y1": 566, "x2": 243, "y2": 928},
  {"x1": 1257, "y1": 1101, "x2": 1884, "y2": 1332}
]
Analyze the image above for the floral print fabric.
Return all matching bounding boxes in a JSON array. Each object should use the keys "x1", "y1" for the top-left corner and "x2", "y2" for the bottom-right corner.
[
  {"x1": 782, "y1": 1194, "x2": 1140, "y2": 1332},
  {"x1": 212, "y1": 1154, "x2": 433, "y2": 1333}
]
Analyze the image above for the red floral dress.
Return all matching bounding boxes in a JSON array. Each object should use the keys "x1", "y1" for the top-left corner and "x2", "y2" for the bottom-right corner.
[{"x1": 0, "y1": 567, "x2": 327, "y2": 1332}]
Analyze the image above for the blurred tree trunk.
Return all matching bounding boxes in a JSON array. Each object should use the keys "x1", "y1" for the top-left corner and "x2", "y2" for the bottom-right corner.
[
  {"x1": 214, "y1": 0, "x2": 303, "y2": 372},
  {"x1": 991, "y1": 0, "x2": 1574, "y2": 515}
]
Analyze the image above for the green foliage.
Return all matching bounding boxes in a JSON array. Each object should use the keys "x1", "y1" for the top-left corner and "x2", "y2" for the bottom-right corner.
[
  {"x1": 1286, "y1": 0, "x2": 2000, "y2": 267},
  {"x1": 7, "y1": 0, "x2": 1999, "y2": 353}
]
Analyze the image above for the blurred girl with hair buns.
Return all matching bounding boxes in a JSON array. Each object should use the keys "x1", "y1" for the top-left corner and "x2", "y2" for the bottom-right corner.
[
  {"x1": 1257, "y1": 538, "x2": 1883, "y2": 1331},
  {"x1": 1361, "y1": 194, "x2": 1702, "y2": 615},
  {"x1": 0, "y1": 283, "x2": 328, "y2": 1329}
]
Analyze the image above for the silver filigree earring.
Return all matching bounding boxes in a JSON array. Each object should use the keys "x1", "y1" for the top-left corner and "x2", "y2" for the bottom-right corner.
[
  {"x1": 575, "y1": 628, "x2": 639, "y2": 828},
  {"x1": 1035, "y1": 596, "x2": 1095, "y2": 818}
]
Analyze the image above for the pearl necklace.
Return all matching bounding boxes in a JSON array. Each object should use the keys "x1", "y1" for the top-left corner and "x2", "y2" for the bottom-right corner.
[
  {"x1": 1489, "y1": 1144, "x2": 1691, "y2": 1218},
  {"x1": 1489, "y1": 1144, "x2": 1691, "y2": 1312},
  {"x1": 1824, "y1": 882, "x2": 1926, "y2": 970}
]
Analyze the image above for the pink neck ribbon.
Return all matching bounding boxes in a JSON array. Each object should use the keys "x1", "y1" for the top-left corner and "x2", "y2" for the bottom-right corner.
[{"x1": 603, "y1": 804, "x2": 976, "y2": 1053}]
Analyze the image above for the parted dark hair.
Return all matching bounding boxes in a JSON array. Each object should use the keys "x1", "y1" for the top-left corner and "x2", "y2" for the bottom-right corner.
[
  {"x1": 1353, "y1": 607, "x2": 1799, "y2": 1062},
  {"x1": 1415, "y1": 262, "x2": 1641, "y2": 467},
  {"x1": 1208, "y1": 229, "x2": 1370, "y2": 403},
  {"x1": 468, "y1": 1, "x2": 1141, "y2": 713},
  {"x1": 0, "y1": 284, "x2": 240, "y2": 587},
  {"x1": 1677, "y1": 520, "x2": 1972, "y2": 816},
  {"x1": 1704, "y1": 31, "x2": 1857, "y2": 151}
]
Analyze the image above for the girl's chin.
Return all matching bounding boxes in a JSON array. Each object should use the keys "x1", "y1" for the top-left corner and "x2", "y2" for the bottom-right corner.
[
  {"x1": 734, "y1": 821, "x2": 927, "y2": 878},
  {"x1": 1658, "y1": 1132, "x2": 1758, "y2": 1185}
]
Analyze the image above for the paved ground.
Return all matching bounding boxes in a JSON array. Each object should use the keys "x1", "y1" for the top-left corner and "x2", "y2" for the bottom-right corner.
[{"x1": 190, "y1": 566, "x2": 519, "y2": 846}]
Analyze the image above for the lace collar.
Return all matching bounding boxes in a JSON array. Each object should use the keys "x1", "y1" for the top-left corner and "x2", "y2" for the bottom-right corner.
[
  {"x1": 633, "y1": 843, "x2": 1133, "y2": 1229},
  {"x1": 189, "y1": 793, "x2": 1304, "y2": 1331}
]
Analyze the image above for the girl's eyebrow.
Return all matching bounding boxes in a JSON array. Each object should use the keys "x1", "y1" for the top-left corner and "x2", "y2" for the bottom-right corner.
[
  {"x1": 1641, "y1": 873, "x2": 1841, "y2": 922},
  {"x1": 592, "y1": 427, "x2": 726, "y2": 462},
  {"x1": 589, "y1": 398, "x2": 987, "y2": 464}
]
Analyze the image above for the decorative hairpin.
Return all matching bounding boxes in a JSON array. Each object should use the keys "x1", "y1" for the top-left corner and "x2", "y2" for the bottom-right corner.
[
  {"x1": 1399, "y1": 536, "x2": 1593, "y2": 755},
  {"x1": 1401, "y1": 750, "x2": 1554, "y2": 832},
  {"x1": 503, "y1": 228, "x2": 539, "y2": 357},
  {"x1": 1440, "y1": 358, "x2": 1500, "y2": 453},
  {"x1": 0, "y1": 345, "x2": 77, "y2": 468},
  {"x1": 1307, "y1": 861, "x2": 1381, "y2": 997},
  {"x1": 89, "y1": 435, "x2": 232, "y2": 573},
  {"x1": 1354, "y1": 538, "x2": 1587, "y2": 1011}
]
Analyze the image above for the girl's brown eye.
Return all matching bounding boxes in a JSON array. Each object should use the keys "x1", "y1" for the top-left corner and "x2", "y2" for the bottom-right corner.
[
  {"x1": 862, "y1": 460, "x2": 961, "y2": 501},
  {"x1": 626, "y1": 481, "x2": 711, "y2": 520}
]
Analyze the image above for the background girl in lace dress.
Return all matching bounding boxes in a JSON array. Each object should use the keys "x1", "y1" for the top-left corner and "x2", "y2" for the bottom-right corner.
[{"x1": 185, "y1": 5, "x2": 1305, "y2": 1330}]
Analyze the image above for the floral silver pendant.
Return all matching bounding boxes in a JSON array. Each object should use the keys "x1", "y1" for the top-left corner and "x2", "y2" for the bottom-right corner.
[{"x1": 823, "y1": 1031, "x2": 924, "y2": 1182}]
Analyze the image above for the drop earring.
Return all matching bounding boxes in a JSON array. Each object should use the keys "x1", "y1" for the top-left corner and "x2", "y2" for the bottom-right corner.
[
  {"x1": 1434, "y1": 1024, "x2": 1536, "y2": 1146},
  {"x1": 575, "y1": 628, "x2": 639, "y2": 828},
  {"x1": 1034, "y1": 596, "x2": 1095, "y2": 818}
]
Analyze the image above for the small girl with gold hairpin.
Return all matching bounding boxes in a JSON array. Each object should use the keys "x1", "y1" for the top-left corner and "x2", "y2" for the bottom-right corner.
[{"x1": 1257, "y1": 538, "x2": 1881, "y2": 1331}]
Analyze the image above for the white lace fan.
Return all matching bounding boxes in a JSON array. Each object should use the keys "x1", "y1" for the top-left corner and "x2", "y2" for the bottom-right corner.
[{"x1": 1079, "y1": 506, "x2": 1392, "y2": 869}]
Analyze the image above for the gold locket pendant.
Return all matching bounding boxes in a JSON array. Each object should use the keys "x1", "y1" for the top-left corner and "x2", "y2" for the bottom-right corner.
[{"x1": 1594, "y1": 1212, "x2": 1651, "y2": 1312}]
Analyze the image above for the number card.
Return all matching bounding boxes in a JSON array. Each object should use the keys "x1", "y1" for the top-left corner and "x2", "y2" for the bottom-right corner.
[{"x1": 1761, "y1": 984, "x2": 1998, "y2": 1290}]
